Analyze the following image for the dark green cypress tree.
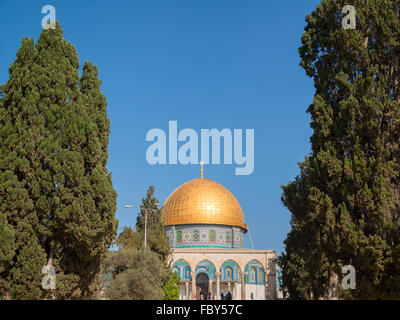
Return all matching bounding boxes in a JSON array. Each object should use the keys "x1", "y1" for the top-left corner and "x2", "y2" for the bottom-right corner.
[
  {"x1": 9, "y1": 232, "x2": 46, "y2": 300},
  {"x1": 136, "y1": 186, "x2": 162, "y2": 231},
  {"x1": 137, "y1": 186, "x2": 170, "y2": 260},
  {"x1": 0, "y1": 212, "x2": 15, "y2": 298},
  {"x1": 0, "y1": 84, "x2": 5, "y2": 105},
  {"x1": 0, "y1": 37, "x2": 47, "y2": 299},
  {"x1": 67, "y1": 61, "x2": 118, "y2": 298},
  {"x1": 0, "y1": 23, "x2": 117, "y2": 299},
  {"x1": 280, "y1": 0, "x2": 400, "y2": 299},
  {"x1": 80, "y1": 62, "x2": 111, "y2": 167}
]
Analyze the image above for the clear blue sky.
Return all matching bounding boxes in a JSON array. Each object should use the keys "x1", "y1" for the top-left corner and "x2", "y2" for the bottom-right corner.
[{"x1": 0, "y1": 0, "x2": 321, "y2": 253}]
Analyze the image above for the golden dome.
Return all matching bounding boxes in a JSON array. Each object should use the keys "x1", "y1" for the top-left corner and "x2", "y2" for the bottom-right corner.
[{"x1": 161, "y1": 177, "x2": 247, "y2": 231}]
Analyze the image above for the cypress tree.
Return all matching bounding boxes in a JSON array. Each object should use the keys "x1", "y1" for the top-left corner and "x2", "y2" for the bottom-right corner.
[
  {"x1": 68, "y1": 61, "x2": 118, "y2": 298},
  {"x1": 0, "y1": 37, "x2": 47, "y2": 299},
  {"x1": 280, "y1": 0, "x2": 400, "y2": 299},
  {"x1": 136, "y1": 186, "x2": 162, "y2": 231},
  {"x1": 9, "y1": 233, "x2": 46, "y2": 299},
  {"x1": 0, "y1": 84, "x2": 5, "y2": 105},
  {"x1": 0, "y1": 23, "x2": 117, "y2": 299},
  {"x1": 137, "y1": 186, "x2": 170, "y2": 260}
]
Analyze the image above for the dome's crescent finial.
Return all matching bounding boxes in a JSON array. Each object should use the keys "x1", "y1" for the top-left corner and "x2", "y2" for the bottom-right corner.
[{"x1": 200, "y1": 161, "x2": 204, "y2": 178}]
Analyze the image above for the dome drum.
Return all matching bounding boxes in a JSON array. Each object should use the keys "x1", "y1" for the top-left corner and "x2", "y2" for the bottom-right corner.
[{"x1": 165, "y1": 224, "x2": 245, "y2": 249}]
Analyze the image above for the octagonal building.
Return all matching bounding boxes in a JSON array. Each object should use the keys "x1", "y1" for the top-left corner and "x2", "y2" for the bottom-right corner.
[{"x1": 161, "y1": 167, "x2": 277, "y2": 300}]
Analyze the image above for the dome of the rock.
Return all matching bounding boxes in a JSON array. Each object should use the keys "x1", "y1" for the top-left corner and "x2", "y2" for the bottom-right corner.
[{"x1": 161, "y1": 168, "x2": 277, "y2": 300}]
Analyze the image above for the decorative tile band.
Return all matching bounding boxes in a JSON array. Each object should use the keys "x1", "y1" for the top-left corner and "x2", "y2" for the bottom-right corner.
[{"x1": 165, "y1": 224, "x2": 245, "y2": 249}]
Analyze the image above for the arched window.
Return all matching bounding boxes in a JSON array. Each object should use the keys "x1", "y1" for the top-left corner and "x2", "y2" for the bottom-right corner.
[
  {"x1": 258, "y1": 269, "x2": 263, "y2": 284},
  {"x1": 172, "y1": 259, "x2": 190, "y2": 280},
  {"x1": 250, "y1": 267, "x2": 256, "y2": 283},
  {"x1": 220, "y1": 260, "x2": 239, "y2": 282},
  {"x1": 245, "y1": 260, "x2": 265, "y2": 285},
  {"x1": 185, "y1": 267, "x2": 191, "y2": 280},
  {"x1": 226, "y1": 267, "x2": 232, "y2": 281},
  {"x1": 172, "y1": 267, "x2": 180, "y2": 278},
  {"x1": 195, "y1": 260, "x2": 216, "y2": 281}
]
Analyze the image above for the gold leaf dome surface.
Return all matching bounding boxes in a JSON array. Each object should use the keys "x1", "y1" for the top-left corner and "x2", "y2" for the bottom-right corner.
[{"x1": 162, "y1": 178, "x2": 247, "y2": 231}]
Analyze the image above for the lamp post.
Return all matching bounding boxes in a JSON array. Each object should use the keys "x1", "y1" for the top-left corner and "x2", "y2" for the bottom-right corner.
[{"x1": 124, "y1": 204, "x2": 158, "y2": 251}]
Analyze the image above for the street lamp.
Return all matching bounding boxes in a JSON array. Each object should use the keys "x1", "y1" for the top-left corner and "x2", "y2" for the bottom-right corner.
[{"x1": 124, "y1": 204, "x2": 158, "y2": 251}]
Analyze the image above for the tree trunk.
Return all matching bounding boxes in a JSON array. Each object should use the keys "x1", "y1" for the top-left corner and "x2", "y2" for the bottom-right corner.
[
  {"x1": 47, "y1": 246, "x2": 54, "y2": 267},
  {"x1": 327, "y1": 270, "x2": 338, "y2": 300}
]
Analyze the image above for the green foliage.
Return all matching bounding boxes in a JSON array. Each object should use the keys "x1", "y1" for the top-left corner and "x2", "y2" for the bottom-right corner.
[
  {"x1": 107, "y1": 186, "x2": 173, "y2": 299},
  {"x1": 115, "y1": 226, "x2": 142, "y2": 250},
  {"x1": 137, "y1": 186, "x2": 170, "y2": 260},
  {"x1": 9, "y1": 233, "x2": 46, "y2": 300},
  {"x1": 136, "y1": 186, "x2": 162, "y2": 231},
  {"x1": 145, "y1": 226, "x2": 171, "y2": 262},
  {"x1": 0, "y1": 213, "x2": 15, "y2": 298},
  {"x1": 280, "y1": 0, "x2": 400, "y2": 299},
  {"x1": 105, "y1": 248, "x2": 170, "y2": 300},
  {"x1": 162, "y1": 271, "x2": 181, "y2": 300},
  {"x1": 0, "y1": 22, "x2": 117, "y2": 299},
  {"x1": 0, "y1": 84, "x2": 4, "y2": 106},
  {"x1": 115, "y1": 186, "x2": 170, "y2": 259}
]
